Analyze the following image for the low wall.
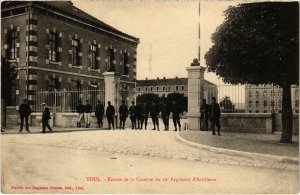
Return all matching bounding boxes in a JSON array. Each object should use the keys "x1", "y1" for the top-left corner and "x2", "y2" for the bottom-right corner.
[
  {"x1": 220, "y1": 113, "x2": 273, "y2": 134},
  {"x1": 273, "y1": 113, "x2": 299, "y2": 135}
]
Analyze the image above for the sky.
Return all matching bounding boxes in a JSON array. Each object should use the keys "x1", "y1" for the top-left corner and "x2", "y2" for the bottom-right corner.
[{"x1": 73, "y1": 0, "x2": 239, "y2": 85}]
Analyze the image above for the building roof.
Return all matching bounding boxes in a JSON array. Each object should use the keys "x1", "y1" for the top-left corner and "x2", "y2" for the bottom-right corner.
[
  {"x1": 1, "y1": 1, "x2": 139, "y2": 44},
  {"x1": 137, "y1": 77, "x2": 216, "y2": 87}
]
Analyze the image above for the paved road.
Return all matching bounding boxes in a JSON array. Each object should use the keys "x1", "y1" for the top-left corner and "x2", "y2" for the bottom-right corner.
[{"x1": 1, "y1": 130, "x2": 299, "y2": 193}]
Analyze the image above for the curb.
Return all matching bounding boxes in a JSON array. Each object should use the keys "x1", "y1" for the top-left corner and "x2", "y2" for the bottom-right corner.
[{"x1": 175, "y1": 133, "x2": 299, "y2": 165}]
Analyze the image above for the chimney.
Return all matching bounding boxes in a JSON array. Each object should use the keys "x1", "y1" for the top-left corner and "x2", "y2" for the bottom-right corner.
[
  {"x1": 157, "y1": 77, "x2": 159, "y2": 80},
  {"x1": 145, "y1": 77, "x2": 148, "y2": 80},
  {"x1": 163, "y1": 77, "x2": 166, "y2": 79},
  {"x1": 175, "y1": 76, "x2": 178, "y2": 79}
]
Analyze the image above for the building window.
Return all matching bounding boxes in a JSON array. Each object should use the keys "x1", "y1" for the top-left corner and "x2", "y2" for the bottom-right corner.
[
  {"x1": 295, "y1": 100, "x2": 299, "y2": 108},
  {"x1": 163, "y1": 87, "x2": 165, "y2": 90},
  {"x1": 156, "y1": 86, "x2": 159, "y2": 91},
  {"x1": 255, "y1": 110, "x2": 259, "y2": 113},
  {"x1": 248, "y1": 101, "x2": 252, "y2": 108},
  {"x1": 123, "y1": 52, "x2": 129, "y2": 75},
  {"x1": 255, "y1": 91, "x2": 259, "y2": 98},
  {"x1": 249, "y1": 110, "x2": 252, "y2": 113},
  {"x1": 49, "y1": 32, "x2": 58, "y2": 62},
  {"x1": 168, "y1": 86, "x2": 171, "y2": 90},
  {"x1": 176, "y1": 86, "x2": 179, "y2": 90},
  {"x1": 150, "y1": 87, "x2": 153, "y2": 91},
  {"x1": 8, "y1": 29, "x2": 18, "y2": 60},
  {"x1": 72, "y1": 39, "x2": 80, "y2": 66},
  {"x1": 263, "y1": 100, "x2": 268, "y2": 107},
  {"x1": 138, "y1": 88, "x2": 141, "y2": 92},
  {"x1": 278, "y1": 100, "x2": 282, "y2": 108},
  {"x1": 71, "y1": 80, "x2": 81, "y2": 90},
  {"x1": 182, "y1": 86, "x2": 184, "y2": 90},
  {"x1": 248, "y1": 91, "x2": 252, "y2": 98},
  {"x1": 145, "y1": 87, "x2": 148, "y2": 92},
  {"x1": 263, "y1": 110, "x2": 267, "y2": 113},
  {"x1": 263, "y1": 90, "x2": 267, "y2": 97},
  {"x1": 47, "y1": 78, "x2": 60, "y2": 91},
  {"x1": 107, "y1": 48, "x2": 115, "y2": 71},
  {"x1": 255, "y1": 100, "x2": 259, "y2": 107},
  {"x1": 90, "y1": 44, "x2": 98, "y2": 69}
]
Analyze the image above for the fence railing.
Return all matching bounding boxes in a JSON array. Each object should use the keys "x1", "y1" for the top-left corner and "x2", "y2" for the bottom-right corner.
[{"x1": 33, "y1": 89, "x2": 105, "y2": 112}]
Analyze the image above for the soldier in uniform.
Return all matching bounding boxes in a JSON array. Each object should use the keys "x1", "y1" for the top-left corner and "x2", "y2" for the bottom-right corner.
[
  {"x1": 200, "y1": 99, "x2": 209, "y2": 131},
  {"x1": 210, "y1": 97, "x2": 221, "y2": 136},
  {"x1": 170, "y1": 100, "x2": 182, "y2": 131},
  {"x1": 18, "y1": 99, "x2": 32, "y2": 133},
  {"x1": 128, "y1": 101, "x2": 137, "y2": 129},
  {"x1": 160, "y1": 101, "x2": 170, "y2": 131},
  {"x1": 41, "y1": 103, "x2": 53, "y2": 133},
  {"x1": 95, "y1": 100, "x2": 104, "y2": 128},
  {"x1": 76, "y1": 100, "x2": 84, "y2": 127},
  {"x1": 141, "y1": 102, "x2": 149, "y2": 130},
  {"x1": 118, "y1": 100, "x2": 128, "y2": 130},
  {"x1": 136, "y1": 103, "x2": 143, "y2": 130},
  {"x1": 150, "y1": 101, "x2": 160, "y2": 131},
  {"x1": 84, "y1": 100, "x2": 92, "y2": 128},
  {"x1": 106, "y1": 101, "x2": 115, "y2": 130}
]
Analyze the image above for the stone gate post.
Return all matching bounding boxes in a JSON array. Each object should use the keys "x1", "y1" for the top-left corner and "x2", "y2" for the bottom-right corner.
[{"x1": 186, "y1": 65, "x2": 206, "y2": 130}]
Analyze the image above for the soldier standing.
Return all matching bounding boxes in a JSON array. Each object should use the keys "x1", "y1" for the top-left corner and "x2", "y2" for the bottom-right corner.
[
  {"x1": 170, "y1": 100, "x2": 181, "y2": 131},
  {"x1": 200, "y1": 99, "x2": 209, "y2": 131},
  {"x1": 18, "y1": 99, "x2": 31, "y2": 133},
  {"x1": 41, "y1": 103, "x2": 53, "y2": 133},
  {"x1": 118, "y1": 100, "x2": 128, "y2": 130},
  {"x1": 150, "y1": 101, "x2": 160, "y2": 131},
  {"x1": 128, "y1": 101, "x2": 137, "y2": 129},
  {"x1": 136, "y1": 103, "x2": 143, "y2": 130},
  {"x1": 84, "y1": 100, "x2": 92, "y2": 128},
  {"x1": 141, "y1": 102, "x2": 149, "y2": 130},
  {"x1": 76, "y1": 100, "x2": 84, "y2": 127},
  {"x1": 160, "y1": 101, "x2": 170, "y2": 131},
  {"x1": 106, "y1": 101, "x2": 115, "y2": 130},
  {"x1": 210, "y1": 97, "x2": 221, "y2": 136},
  {"x1": 95, "y1": 100, "x2": 104, "y2": 128}
]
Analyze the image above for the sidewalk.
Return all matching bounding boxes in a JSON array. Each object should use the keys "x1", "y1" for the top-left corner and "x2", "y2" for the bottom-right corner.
[{"x1": 179, "y1": 130, "x2": 299, "y2": 158}]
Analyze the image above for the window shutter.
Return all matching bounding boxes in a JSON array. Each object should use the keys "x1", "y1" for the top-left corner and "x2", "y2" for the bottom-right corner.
[
  {"x1": 78, "y1": 42, "x2": 82, "y2": 66},
  {"x1": 96, "y1": 46, "x2": 100, "y2": 69},
  {"x1": 46, "y1": 32, "x2": 50, "y2": 60},
  {"x1": 88, "y1": 45, "x2": 91, "y2": 67},
  {"x1": 69, "y1": 39, "x2": 73, "y2": 65},
  {"x1": 4, "y1": 30, "x2": 8, "y2": 58},
  {"x1": 56, "y1": 33, "x2": 60, "y2": 62}
]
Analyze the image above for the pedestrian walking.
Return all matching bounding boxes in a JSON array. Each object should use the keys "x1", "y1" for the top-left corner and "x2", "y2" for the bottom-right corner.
[
  {"x1": 128, "y1": 101, "x2": 137, "y2": 129},
  {"x1": 170, "y1": 100, "x2": 182, "y2": 131},
  {"x1": 136, "y1": 103, "x2": 143, "y2": 130},
  {"x1": 210, "y1": 96, "x2": 221, "y2": 136},
  {"x1": 84, "y1": 100, "x2": 92, "y2": 128},
  {"x1": 41, "y1": 103, "x2": 53, "y2": 133},
  {"x1": 141, "y1": 102, "x2": 149, "y2": 130},
  {"x1": 106, "y1": 101, "x2": 115, "y2": 130},
  {"x1": 18, "y1": 99, "x2": 31, "y2": 133},
  {"x1": 160, "y1": 101, "x2": 170, "y2": 131},
  {"x1": 150, "y1": 101, "x2": 160, "y2": 130},
  {"x1": 95, "y1": 100, "x2": 104, "y2": 128},
  {"x1": 76, "y1": 100, "x2": 84, "y2": 127},
  {"x1": 200, "y1": 99, "x2": 209, "y2": 131},
  {"x1": 119, "y1": 100, "x2": 128, "y2": 130}
]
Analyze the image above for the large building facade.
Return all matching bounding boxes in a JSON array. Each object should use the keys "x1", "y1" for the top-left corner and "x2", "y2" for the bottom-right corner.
[
  {"x1": 136, "y1": 77, "x2": 218, "y2": 104},
  {"x1": 1, "y1": 1, "x2": 139, "y2": 108},
  {"x1": 245, "y1": 84, "x2": 299, "y2": 113}
]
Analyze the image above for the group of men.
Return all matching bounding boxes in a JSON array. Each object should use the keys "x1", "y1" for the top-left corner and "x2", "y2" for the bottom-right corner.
[
  {"x1": 200, "y1": 97, "x2": 221, "y2": 136},
  {"x1": 117, "y1": 100, "x2": 182, "y2": 131}
]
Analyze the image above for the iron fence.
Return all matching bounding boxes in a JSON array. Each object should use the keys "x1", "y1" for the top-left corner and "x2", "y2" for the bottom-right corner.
[{"x1": 33, "y1": 88, "x2": 105, "y2": 112}]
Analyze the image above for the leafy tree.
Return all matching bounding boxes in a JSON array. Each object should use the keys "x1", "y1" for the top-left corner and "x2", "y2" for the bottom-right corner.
[
  {"x1": 219, "y1": 96, "x2": 234, "y2": 113},
  {"x1": 167, "y1": 93, "x2": 187, "y2": 112},
  {"x1": 205, "y1": 2, "x2": 298, "y2": 143},
  {"x1": 1, "y1": 56, "x2": 17, "y2": 127},
  {"x1": 136, "y1": 93, "x2": 160, "y2": 105}
]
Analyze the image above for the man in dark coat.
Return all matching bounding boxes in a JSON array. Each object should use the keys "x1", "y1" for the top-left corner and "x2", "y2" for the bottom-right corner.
[
  {"x1": 128, "y1": 101, "x2": 137, "y2": 129},
  {"x1": 150, "y1": 101, "x2": 160, "y2": 131},
  {"x1": 135, "y1": 103, "x2": 143, "y2": 130},
  {"x1": 95, "y1": 100, "x2": 104, "y2": 128},
  {"x1": 200, "y1": 99, "x2": 209, "y2": 131},
  {"x1": 106, "y1": 101, "x2": 115, "y2": 130},
  {"x1": 118, "y1": 100, "x2": 128, "y2": 130},
  {"x1": 210, "y1": 96, "x2": 221, "y2": 136},
  {"x1": 41, "y1": 103, "x2": 53, "y2": 133},
  {"x1": 18, "y1": 99, "x2": 31, "y2": 133},
  {"x1": 160, "y1": 101, "x2": 170, "y2": 131},
  {"x1": 84, "y1": 100, "x2": 92, "y2": 128},
  {"x1": 170, "y1": 100, "x2": 182, "y2": 131},
  {"x1": 141, "y1": 102, "x2": 149, "y2": 130},
  {"x1": 76, "y1": 100, "x2": 84, "y2": 127}
]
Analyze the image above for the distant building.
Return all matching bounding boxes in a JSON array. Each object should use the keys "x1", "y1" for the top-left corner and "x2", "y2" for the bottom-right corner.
[
  {"x1": 245, "y1": 84, "x2": 299, "y2": 113},
  {"x1": 136, "y1": 77, "x2": 218, "y2": 103},
  {"x1": 1, "y1": 1, "x2": 139, "y2": 107}
]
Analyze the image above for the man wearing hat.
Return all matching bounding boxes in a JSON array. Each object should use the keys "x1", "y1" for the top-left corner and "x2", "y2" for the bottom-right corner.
[
  {"x1": 84, "y1": 100, "x2": 92, "y2": 128},
  {"x1": 41, "y1": 103, "x2": 53, "y2": 133},
  {"x1": 18, "y1": 99, "x2": 32, "y2": 133}
]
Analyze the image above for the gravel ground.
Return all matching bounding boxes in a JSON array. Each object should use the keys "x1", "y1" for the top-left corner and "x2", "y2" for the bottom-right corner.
[{"x1": 179, "y1": 130, "x2": 299, "y2": 157}]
